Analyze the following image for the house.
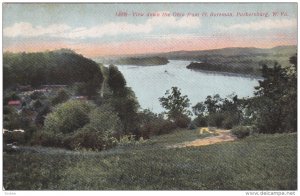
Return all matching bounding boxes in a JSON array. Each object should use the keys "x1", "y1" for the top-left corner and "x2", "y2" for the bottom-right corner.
[
  {"x1": 8, "y1": 100, "x2": 22, "y2": 109},
  {"x1": 74, "y1": 96, "x2": 88, "y2": 101}
]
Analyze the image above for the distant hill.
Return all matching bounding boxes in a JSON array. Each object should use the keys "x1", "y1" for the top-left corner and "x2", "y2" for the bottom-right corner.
[
  {"x1": 94, "y1": 45, "x2": 297, "y2": 76},
  {"x1": 162, "y1": 45, "x2": 296, "y2": 59},
  {"x1": 114, "y1": 56, "x2": 169, "y2": 66},
  {"x1": 3, "y1": 49, "x2": 103, "y2": 92},
  {"x1": 160, "y1": 45, "x2": 297, "y2": 76}
]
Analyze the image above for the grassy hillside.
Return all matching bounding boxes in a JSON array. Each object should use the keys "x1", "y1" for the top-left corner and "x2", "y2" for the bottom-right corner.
[{"x1": 3, "y1": 130, "x2": 296, "y2": 190}]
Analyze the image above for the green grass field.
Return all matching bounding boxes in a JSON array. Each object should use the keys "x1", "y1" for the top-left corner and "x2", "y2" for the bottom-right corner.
[{"x1": 3, "y1": 129, "x2": 297, "y2": 190}]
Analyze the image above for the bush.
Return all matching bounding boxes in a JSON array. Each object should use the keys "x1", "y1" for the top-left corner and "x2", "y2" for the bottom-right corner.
[
  {"x1": 193, "y1": 115, "x2": 208, "y2": 127},
  {"x1": 66, "y1": 126, "x2": 117, "y2": 150},
  {"x1": 3, "y1": 131, "x2": 26, "y2": 145},
  {"x1": 159, "y1": 120, "x2": 177, "y2": 135},
  {"x1": 231, "y1": 126, "x2": 256, "y2": 139},
  {"x1": 221, "y1": 113, "x2": 240, "y2": 129},
  {"x1": 188, "y1": 122, "x2": 197, "y2": 130},
  {"x1": 138, "y1": 110, "x2": 177, "y2": 138},
  {"x1": 51, "y1": 89, "x2": 70, "y2": 105},
  {"x1": 30, "y1": 91, "x2": 44, "y2": 100},
  {"x1": 41, "y1": 103, "x2": 121, "y2": 150},
  {"x1": 31, "y1": 131, "x2": 64, "y2": 147},
  {"x1": 44, "y1": 100, "x2": 94, "y2": 134},
  {"x1": 208, "y1": 113, "x2": 225, "y2": 128},
  {"x1": 175, "y1": 114, "x2": 191, "y2": 128},
  {"x1": 88, "y1": 104, "x2": 123, "y2": 137}
]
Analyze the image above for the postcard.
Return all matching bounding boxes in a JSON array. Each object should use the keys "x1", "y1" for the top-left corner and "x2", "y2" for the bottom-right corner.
[{"x1": 2, "y1": 3, "x2": 297, "y2": 191}]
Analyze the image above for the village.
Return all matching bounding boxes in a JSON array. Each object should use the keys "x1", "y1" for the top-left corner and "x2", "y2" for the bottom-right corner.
[{"x1": 3, "y1": 84, "x2": 89, "y2": 149}]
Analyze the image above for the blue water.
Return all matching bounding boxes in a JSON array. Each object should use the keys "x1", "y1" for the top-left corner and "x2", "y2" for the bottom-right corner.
[{"x1": 115, "y1": 60, "x2": 259, "y2": 114}]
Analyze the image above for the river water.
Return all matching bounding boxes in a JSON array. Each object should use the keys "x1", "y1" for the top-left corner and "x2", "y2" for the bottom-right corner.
[{"x1": 115, "y1": 60, "x2": 260, "y2": 114}]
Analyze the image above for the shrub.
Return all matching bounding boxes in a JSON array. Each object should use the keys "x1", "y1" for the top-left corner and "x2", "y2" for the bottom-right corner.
[
  {"x1": 88, "y1": 104, "x2": 123, "y2": 137},
  {"x1": 221, "y1": 113, "x2": 240, "y2": 129},
  {"x1": 138, "y1": 110, "x2": 177, "y2": 138},
  {"x1": 174, "y1": 114, "x2": 191, "y2": 128},
  {"x1": 66, "y1": 126, "x2": 117, "y2": 150},
  {"x1": 188, "y1": 122, "x2": 197, "y2": 130},
  {"x1": 158, "y1": 120, "x2": 177, "y2": 135},
  {"x1": 34, "y1": 101, "x2": 125, "y2": 150},
  {"x1": 30, "y1": 91, "x2": 44, "y2": 100},
  {"x1": 208, "y1": 113, "x2": 225, "y2": 127},
  {"x1": 51, "y1": 89, "x2": 70, "y2": 105},
  {"x1": 31, "y1": 131, "x2": 63, "y2": 147},
  {"x1": 193, "y1": 115, "x2": 208, "y2": 127},
  {"x1": 44, "y1": 100, "x2": 94, "y2": 134},
  {"x1": 231, "y1": 126, "x2": 256, "y2": 139},
  {"x1": 3, "y1": 131, "x2": 26, "y2": 145}
]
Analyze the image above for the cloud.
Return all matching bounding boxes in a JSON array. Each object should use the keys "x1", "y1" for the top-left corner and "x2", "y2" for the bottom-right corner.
[
  {"x1": 4, "y1": 12, "x2": 201, "y2": 39},
  {"x1": 3, "y1": 22, "x2": 71, "y2": 37},
  {"x1": 218, "y1": 19, "x2": 297, "y2": 31}
]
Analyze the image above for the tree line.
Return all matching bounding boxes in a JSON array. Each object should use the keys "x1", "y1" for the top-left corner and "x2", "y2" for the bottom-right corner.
[{"x1": 159, "y1": 54, "x2": 297, "y2": 136}]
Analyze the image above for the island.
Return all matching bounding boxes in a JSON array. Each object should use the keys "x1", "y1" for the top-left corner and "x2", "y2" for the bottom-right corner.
[
  {"x1": 186, "y1": 61, "x2": 259, "y2": 76},
  {"x1": 115, "y1": 56, "x2": 169, "y2": 66}
]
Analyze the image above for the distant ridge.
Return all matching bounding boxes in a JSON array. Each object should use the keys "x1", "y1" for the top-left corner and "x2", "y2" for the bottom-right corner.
[{"x1": 162, "y1": 45, "x2": 297, "y2": 59}]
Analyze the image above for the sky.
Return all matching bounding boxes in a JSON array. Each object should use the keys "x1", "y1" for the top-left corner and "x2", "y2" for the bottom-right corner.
[{"x1": 3, "y1": 3, "x2": 298, "y2": 57}]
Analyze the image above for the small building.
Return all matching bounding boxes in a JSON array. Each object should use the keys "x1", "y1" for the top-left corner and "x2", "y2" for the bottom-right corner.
[{"x1": 8, "y1": 100, "x2": 22, "y2": 109}]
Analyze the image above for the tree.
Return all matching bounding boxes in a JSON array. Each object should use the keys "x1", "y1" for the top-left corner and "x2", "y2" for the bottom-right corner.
[
  {"x1": 108, "y1": 65, "x2": 126, "y2": 95},
  {"x1": 159, "y1": 87, "x2": 191, "y2": 121},
  {"x1": 109, "y1": 87, "x2": 140, "y2": 135},
  {"x1": 204, "y1": 94, "x2": 222, "y2": 114},
  {"x1": 52, "y1": 89, "x2": 70, "y2": 105},
  {"x1": 252, "y1": 55, "x2": 297, "y2": 133}
]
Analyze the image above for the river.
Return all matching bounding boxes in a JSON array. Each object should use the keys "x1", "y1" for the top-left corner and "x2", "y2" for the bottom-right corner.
[{"x1": 115, "y1": 60, "x2": 260, "y2": 114}]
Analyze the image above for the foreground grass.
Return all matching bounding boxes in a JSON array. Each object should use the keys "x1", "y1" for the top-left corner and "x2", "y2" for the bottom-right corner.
[{"x1": 3, "y1": 130, "x2": 297, "y2": 190}]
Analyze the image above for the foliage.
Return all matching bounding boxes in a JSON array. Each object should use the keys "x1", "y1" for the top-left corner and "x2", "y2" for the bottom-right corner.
[
  {"x1": 159, "y1": 87, "x2": 191, "y2": 121},
  {"x1": 3, "y1": 107, "x2": 21, "y2": 130},
  {"x1": 51, "y1": 89, "x2": 70, "y2": 105},
  {"x1": 231, "y1": 126, "x2": 254, "y2": 139},
  {"x1": 116, "y1": 56, "x2": 169, "y2": 66},
  {"x1": 138, "y1": 109, "x2": 177, "y2": 138},
  {"x1": 44, "y1": 100, "x2": 94, "y2": 134},
  {"x1": 3, "y1": 50, "x2": 103, "y2": 98},
  {"x1": 174, "y1": 114, "x2": 191, "y2": 128},
  {"x1": 108, "y1": 87, "x2": 140, "y2": 135},
  {"x1": 30, "y1": 130, "x2": 64, "y2": 147},
  {"x1": 35, "y1": 105, "x2": 51, "y2": 126},
  {"x1": 193, "y1": 94, "x2": 242, "y2": 129},
  {"x1": 108, "y1": 64, "x2": 126, "y2": 95},
  {"x1": 193, "y1": 115, "x2": 208, "y2": 127},
  {"x1": 252, "y1": 54, "x2": 297, "y2": 133},
  {"x1": 88, "y1": 104, "x2": 123, "y2": 137},
  {"x1": 30, "y1": 91, "x2": 45, "y2": 100},
  {"x1": 66, "y1": 127, "x2": 117, "y2": 151},
  {"x1": 3, "y1": 131, "x2": 26, "y2": 145}
]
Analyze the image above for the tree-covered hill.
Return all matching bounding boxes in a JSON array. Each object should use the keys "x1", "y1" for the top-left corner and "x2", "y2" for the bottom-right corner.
[{"x1": 3, "y1": 49, "x2": 103, "y2": 97}]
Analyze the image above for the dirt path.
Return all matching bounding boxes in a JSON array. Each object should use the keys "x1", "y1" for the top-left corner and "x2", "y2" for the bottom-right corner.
[{"x1": 170, "y1": 129, "x2": 237, "y2": 148}]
